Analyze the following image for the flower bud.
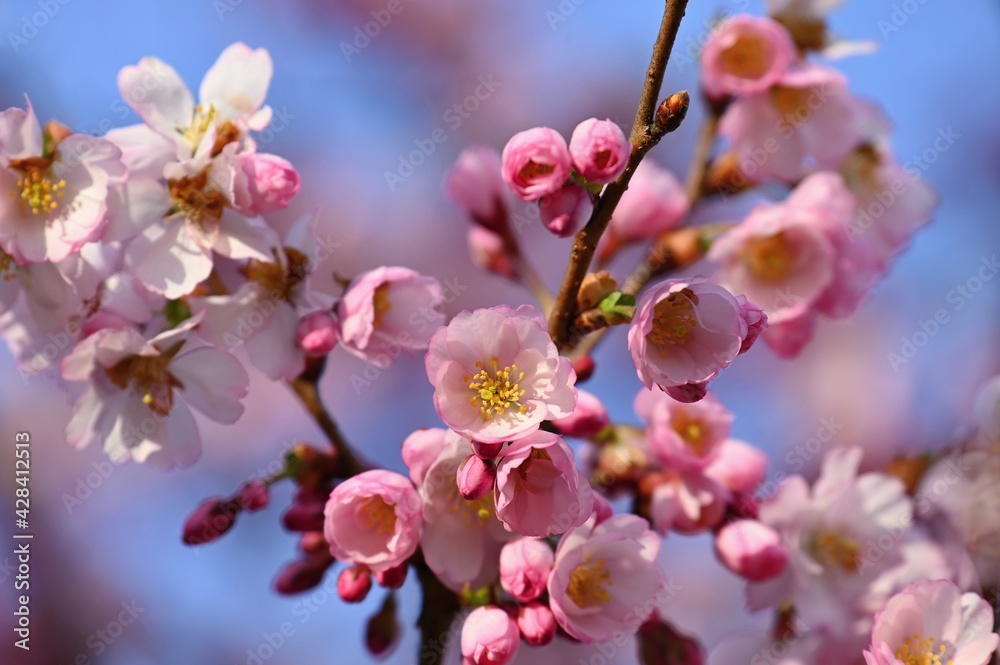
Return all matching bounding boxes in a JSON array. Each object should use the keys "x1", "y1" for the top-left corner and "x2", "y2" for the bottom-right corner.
[
  {"x1": 572, "y1": 355, "x2": 596, "y2": 383},
  {"x1": 457, "y1": 455, "x2": 496, "y2": 501},
  {"x1": 274, "y1": 555, "x2": 334, "y2": 595},
  {"x1": 445, "y1": 146, "x2": 508, "y2": 228},
  {"x1": 237, "y1": 480, "x2": 270, "y2": 512},
  {"x1": 639, "y1": 618, "x2": 705, "y2": 665},
  {"x1": 338, "y1": 565, "x2": 373, "y2": 603},
  {"x1": 182, "y1": 497, "x2": 240, "y2": 545},
  {"x1": 577, "y1": 271, "x2": 619, "y2": 311},
  {"x1": 737, "y1": 298, "x2": 767, "y2": 355},
  {"x1": 705, "y1": 439, "x2": 768, "y2": 494},
  {"x1": 592, "y1": 492, "x2": 614, "y2": 524},
  {"x1": 472, "y1": 440, "x2": 505, "y2": 460},
  {"x1": 365, "y1": 594, "x2": 400, "y2": 656},
  {"x1": 468, "y1": 226, "x2": 517, "y2": 278},
  {"x1": 654, "y1": 91, "x2": 690, "y2": 136},
  {"x1": 234, "y1": 153, "x2": 300, "y2": 215},
  {"x1": 282, "y1": 500, "x2": 326, "y2": 532},
  {"x1": 461, "y1": 606, "x2": 520, "y2": 665},
  {"x1": 517, "y1": 602, "x2": 556, "y2": 646},
  {"x1": 296, "y1": 311, "x2": 339, "y2": 357},
  {"x1": 501, "y1": 127, "x2": 572, "y2": 201},
  {"x1": 570, "y1": 118, "x2": 630, "y2": 184},
  {"x1": 551, "y1": 389, "x2": 610, "y2": 439},
  {"x1": 374, "y1": 562, "x2": 408, "y2": 589},
  {"x1": 539, "y1": 183, "x2": 592, "y2": 237},
  {"x1": 299, "y1": 531, "x2": 329, "y2": 556},
  {"x1": 714, "y1": 520, "x2": 788, "y2": 581},
  {"x1": 499, "y1": 538, "x2": 554, "y2": 603}
]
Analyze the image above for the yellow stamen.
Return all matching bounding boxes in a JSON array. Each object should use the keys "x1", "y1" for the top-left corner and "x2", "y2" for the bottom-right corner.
[
  {"x1": 646, "y1": 289, "x2": 698, "y2": 350},
  {"x1": 566, "y1": 558, "x2": 613, "y2": 609},
  {"x1": 894, "y1": 632, "x2": 952, "y2": 665},
  {"x1": 742, "y1": 233, "x2": 796, "y2": 283},
  {"x1": 468, "y1": 357, "x2": 527, "y2": 421}
]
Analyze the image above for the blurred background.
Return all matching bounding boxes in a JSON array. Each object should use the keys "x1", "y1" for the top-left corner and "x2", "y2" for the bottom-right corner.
[{"x1": 1, "y1": 0, "x2": 998, "y2": 663}]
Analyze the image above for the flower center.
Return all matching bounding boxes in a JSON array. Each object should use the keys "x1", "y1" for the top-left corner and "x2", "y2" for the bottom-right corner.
[
  {"x1": 168, "y1": 167, "x2": 227, "y2": 226},
  {"x1": 372, "y1": 283, "x2": 391, "y2": 329},
  {"x1": 518, "y1": 160, "x2": 554, "y2": 181},
  {"x1": 448, "y1": 483, "x2": 494, "y2": 529},
  {"x1": 719, "y1": 34, "x2": 771, "y2": 79},
  {"x1": 566, "y1": 557, "x2": 613, "y2": 609},
  {"x1": 467, "y1": 357, "x2": 527, "y2": 421},
  {"x1": 245, "y1": 248, "x2": 310, "y2": 303},
  {"x1": 895, "y1": 633, "x2": 951, "y2": 665},
  {"x1": 806, "y1": 529, "x2": 860, "y2": 572},
  {"x1": 646, "y1": 289, "x2": 698, "y2": 350},
  {"x1": 9, "y1": 157, "x2": 66, "y2": 216},
  {"x1": 770, "y1": 85, "x2": 813, "y2": 117},
  {"x1": 105, "y1": 352, "x2": 180, "y2": 416},
  {"x1": 672, "y1": 417, "x2": 710, "y2": 455},
  {"x1": 357, "y1": 495, "x2": 397, "y2": 535},
  {"x1": 840, "y1": 144, "x2": 884, "y2": 199},
  {"x1": 0, "y1": 247, "x2": 16, "y2": 281},
  {"x1": 743, "y1": 232, "x2": 796, "y2": 283}
]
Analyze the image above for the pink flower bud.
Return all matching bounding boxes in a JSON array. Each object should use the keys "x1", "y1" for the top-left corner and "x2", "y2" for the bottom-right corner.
[
  {"x1": 499, "y1": 538, "x2": 554, "y2": 603},
  {"x1": 592, "y1": 492, "x2": 614, "y2": 524},
  {"x1": 457, "y1": 455, "x2": 496, "y2": 501},
  {"x1": 234, "y1": 153, "x2": 300, "y2": 215},
  {"x1": 737, "y1": 297, "x2": 767, "y2": 355},
  {"x1": 373, "y1": 562, "x2": 408, "y2": 589},
  {"x1": 282, "y1": 500, "x2": 326, "y2": 532},
  {"x1": 551, "y1": 389, "x2": 609, "y2": 439},
  {"x1": 338, "y1": 565, "x2": 373, "y2": 603},
  {"x1": 705, "y1": 439, "x2": 768, "y2": 494},
  {"x1": 517, "y1": 602, "x2": 556, "y2": 646},
  {"x1": 467, "y1": 226, "x2": 517, "y2": 278},
  {"x1": 274, "y1": 555, "x2": 334, "y2": 595},
  {"x1": 445, "y1": 146, "x2": 508, "y2": 227},
  {"x1": 573, "y1": 355, "x2": 596, "y2": 383},
  {"x1": 296, "y1": 311, "x2": 339, "y2": 357},
  {"x1": 539, "y1": 183, "x2": 592, "y2": 237},
  {"x1": 569, "y1": 118, "x2": 630, "y2": 184},
  {"x1": 472, "y1": 440, "x2": 505, "y2": 460},
  {"x1": 714, "y1": 519, "x2": 787, "y2": 581},
  {"x1": 299, "y1": 531, "x2": 328, "y2": 556},
  {"x1": 237, "y1": 480, "x2": 270, "y2": 512},
  {"x1": 501, "y1": 127, "x2": 572, "y2": 201},
  {"x1": 638, "y1": 618, "x2": 705, "y2": 665},
  {"x1": 182, "y1": 498, "x2": 240, "y2": 545},
  {"x1": 461, "y1": 606, "x2": 520, "y2": 665},
  {"x1": 365, "y1": 594, "x2": 400, "y2": 656}
]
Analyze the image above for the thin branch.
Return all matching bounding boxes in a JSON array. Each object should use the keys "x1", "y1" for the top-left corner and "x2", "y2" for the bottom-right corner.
[
  {"x1": 287, "y1": 356, "x2": 367, "y2": 477},
  {"x1": 548, "y1": 0, "x2": 690, "y2": 349}
]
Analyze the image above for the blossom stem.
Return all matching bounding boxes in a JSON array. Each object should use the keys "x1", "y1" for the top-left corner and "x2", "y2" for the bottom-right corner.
[
  {"x1": 287, "y1": 356, "x2": 368, "y2": 477},
  {"x1": 548, "y1": 0, "x2": 690, "y2": 350}
]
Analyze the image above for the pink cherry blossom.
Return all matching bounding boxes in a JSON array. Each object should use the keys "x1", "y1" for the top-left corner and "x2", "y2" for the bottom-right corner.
[
  {"x1": 548, "y1": 514, "x2": 665, "y2": 643},
  {"x1": 635, "y1": 387, "x2": 733, "y2": 472},
  {"x1": 296, "y1": 311, "x2": 339, "y2": 356},
  {"x1": 715, "y1": 519, "x2": 788, "y2": 581},
  {"x1": 569, "y1": 118, "x2": 630, "y2": 184},
  {"x1": 461, "y1": 606, "x2": 520, "y2": 665},
  {"x1": 425, "y1": 305, "x2": 576, "y2": 443},
  {"x1": 551, "y1": 389, "x2": 610, "y2": 439},
  {"x1": 232, "y1": 152, "x2": 300, "y2": 216},
  {"x1": 704, "y1": 439, "x2": 769, "y2": 494},
  {"x1": 457, "y1": 454, "x2": 496, "y2": 501},
  {"x1": 719, "y1": 63, "x2": 862, "y2": 184},
  {"x1": 323, "y1": 469, "x2": 422, "y2": 572},
  {"x1": 701, "y1": 16, "x2": 797, "y2": 99},
  {"x1": 649, "y1": 470, "x2": 729, "y2": 534},
  {"x1": 499, "y1": 537, "x2": 555, "y2": 602},
  {"x1": 494, "y1": 431, "x2": 593, "y2": 536},
  {"x1": 517, "y1": 602, "x2": 556, "y2": 646},
  {"x1": 600, "y1": 160, "x2": 687, "y2": 263},
  {"x1": 445, "y1": 145, "x2": 508, "y2": 226},
  {"x1": 539, "y1": 183, "x2": 592, "y2": 238},
  {"x1": 338, "y1": 266, "x2": 445, "y2": 367},
  {"x1": 0, "y1": 101, "x2": 125, "y2": 263},
  {"x1": 405, "y1": 428, "x2": 510, "y2": 592},
  {"x1": 628, "y1": 277, "x2": 764, "y2": 400},
  {"x1": 501, "y1": 127, "x2": 572, "y2": 201},
  {"x1": 864, "y1": 580, "x2": 998, "y2": 665},
  {"x1": 60, "y1": 320, "x2": 249, "y2": 469}
]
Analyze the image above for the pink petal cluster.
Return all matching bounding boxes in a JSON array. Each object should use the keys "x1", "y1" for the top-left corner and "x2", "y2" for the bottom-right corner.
[
  {"x1": 701, "y1": 16, "x2": 797, "y2": 99},
  {"x1": 445, "y1": 145, "x2": 509, "y2": 225},
  {"x1": 628, "y1": 277, "x2": 765, "y2": 400},
  {"x1": 551, "y1": 389, "x2": 610, "y2": 439},
  {"x1": 635, "y1": 388, "x2": 733, "y2": 472},
  {"x1": 499, "y1": 537, "x2": 554, "y2": 602},
  {"x1": 501, "y1": 127, "x2": 571, "y2": 201},
  {"x1": 233, "y1": 152, "x2": 300, "y2": 216},
  {"x1": 539, "y1": 183, "x2": 592, "y2": 237},
  {"x1": 323, "y1": 470, "x2": 423, "y2": 572},
  {"x1": 425, "y1": 305, "x2": 576, "y2": 444},
  {"x1": 568, "y1": 118, "x2": 630, "y2": 184},
  {"x1": 461, "y1": 606, "x2": 520, "y2": 665},
  {"x1": 715, "y1": 519, "x2": 788, "y2": 581}
]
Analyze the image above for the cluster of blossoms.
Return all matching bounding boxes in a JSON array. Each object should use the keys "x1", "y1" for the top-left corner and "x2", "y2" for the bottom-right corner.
[{"x1": 2, "y1": 1, "x2": 995, "y2": 664}]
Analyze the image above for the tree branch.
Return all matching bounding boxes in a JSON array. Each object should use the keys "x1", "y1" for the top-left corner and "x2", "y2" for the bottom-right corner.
[{"x1": 548, "y1": 0, "x2": 690, "y2": 349}]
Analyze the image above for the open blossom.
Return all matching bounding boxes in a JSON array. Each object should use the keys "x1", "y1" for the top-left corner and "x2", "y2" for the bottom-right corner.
[
  {"x1": 648, "y1": 470, "x2": 729, "y2": 534},
  {"x1": 403, "y1": 428, "x2": 510, "y2": 592},
  {"x1": 710, "y1": 172, "x2": 878, "y2": 357},
  {"x1": 569, "y1": 118, "x2": 629, "y2": 184},
  {"x1": 600, "y1": 160, "x2": 687, "y2": 263},
  {"x1": 0, "y1": 102, "x2": 125, "y2": 263},
  {"x1": 701, "y1": 15, "x2": 797, "y2": 99},
  {"x1": 461, "y1": 606, "x2": 520, "y2": 665},
  {"x1": 635, "y1": 388, "x2": 733, "y2": 472},
  {"x1": 719, "y1": 63, "x2": 861, "y2": 184},
  {"x1": 628, "y1": 278, "x2": 764, "y2": 401},
  {"x1": 323, "y1": 470, "x2": 423, "y2": 572},
  {"x1": 425, "y1": 305, "x2": 576, "y2": 443},
  {"x1": 338, "y1": 266, "x2": 445, "y2": 367},
  {"x1": 495, "y1": 431, "x2": 593, "y2": 536},
  {"x1": 501, "y1": 127, "x2": 571, "y2": 201},
  {"x1": 118, "y1": 43, "x2": 274, "y2": 159},
  {"x1": 500, "y1": 537, "x2": 554, "y2": 602},
  {"x1": 748, "y1": 447, "x2": 913, "y2": 638},
  {"x1": 864, "y1": 580, "x2": 999, "y2": 665},
  {"x1": 60, "y1": 320, "x2": 249, "y2": 469},
  {"x1": 445, "y1": 145, "x2": 508, "y2": 226},
  {"x1": 232, "y1": 152, "x2": 300, "y2": 216},
  {"x1": 548, "y1": 514, "x2": 665, "y2": 643}
]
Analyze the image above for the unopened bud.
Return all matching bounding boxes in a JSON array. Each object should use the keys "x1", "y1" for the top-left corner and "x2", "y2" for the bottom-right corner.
[
  {"x1": 457, "y1": 455, "x2": 496, "y2": 500},
  {"x1": 338, "y1": 565, "x2": 373, "y2": 603},
  {"x1": 237, "y1": 480, "x2": 270, "y2": 512},
  {"x1": 374, "y1": 562, "x2": 408, "y2": 589},
  {"x1": 653, "y1": 91, "x2": 690, "y2": 136},
  {"x1": 299, "y1": 531, "x2": 329, "y2": 556},
  {"x1": 296, "y1": 311, "x2": 339, "y2": 357},
  {"x1": 517, "y1": 602, "x2": 556, "y2": 646},
  {"x1": 274, "y1": 555, "x2": 333, "y2": 595},
  {"x1": 182, "y1": 497, "x2": 240, "y2": 545},
  {"x1": 365, "y1": 593, "x2": 400, "y2": 656},
  {"x1": 572, "y1": 355, "x2": 596, "y2": 383},
  {"x1": 282, "y1": 498, "x2": 326, "y2": 532},
  {"x1": 472, "y1": 440, "x2": 505, "y2": 460},
  {"x1": 577, "y1": 271, "x2": 619, "y2": 312}
]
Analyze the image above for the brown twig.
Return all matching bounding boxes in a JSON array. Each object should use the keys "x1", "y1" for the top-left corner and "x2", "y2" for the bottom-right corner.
[
  {"x1": 548, "y1": 0, "x2": 690, "y2": 350},
  {"x1": 287, "y1": 356, "x2": 367, "y2": 477}
]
